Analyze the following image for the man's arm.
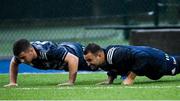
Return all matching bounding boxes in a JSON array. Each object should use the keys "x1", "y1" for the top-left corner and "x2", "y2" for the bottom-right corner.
[
  {"x1": 4, "y1": 57, "x2": 19, "y2": 87},
  {"x1": 122, "y1": 71, "x2": 136, "y2": 85},
  {"x1": 58, "y1": 53, "x2": 78, "y2": 86}
]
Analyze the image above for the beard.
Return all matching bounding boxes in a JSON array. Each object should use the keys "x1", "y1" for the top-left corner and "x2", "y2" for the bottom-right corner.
[{"x1": 89, "y1": 65, "x2": 98, "y2": 71}]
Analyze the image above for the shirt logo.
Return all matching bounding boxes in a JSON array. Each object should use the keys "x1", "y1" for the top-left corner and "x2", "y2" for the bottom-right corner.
[{"x1": 40, "y1": 52, "x2": 48, "y2": 60}]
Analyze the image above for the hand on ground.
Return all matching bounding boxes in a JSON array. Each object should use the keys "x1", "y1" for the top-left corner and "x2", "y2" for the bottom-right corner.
[
  {"x1": 122, "y1": 78, "x2": 133, "y2": 85},
  {"x1": 57, "y1": 82, "x2": 74, "y2": 86},
  {"x1": 4, "y1": 83, "x2": 18, "y2": 88},
  {"x1": 96, "y1": 81, "x2": 111, "y2": 85}
]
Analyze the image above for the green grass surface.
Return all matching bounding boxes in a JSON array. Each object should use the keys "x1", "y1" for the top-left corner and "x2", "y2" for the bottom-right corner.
[{"x1": 0, "y1": 73, "x2": 180, "y2": 100}]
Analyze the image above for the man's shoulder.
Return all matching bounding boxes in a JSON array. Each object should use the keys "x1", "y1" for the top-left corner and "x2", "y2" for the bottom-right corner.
[
  {"x1": 105, "y1": 45, "x2": 122, "y2": 54},
  {"x1": 31, "y1": 41, "x2": 55, "y2": 46},
  {"x1": 106, "y1": 45, "x2": 128, "y2": 49},
  {"x1": 106, "y1": 46, "x2": 120, "y2": 64},
  {"x1": 31, "y1": 41, "x2": 57, "y2": 51}
]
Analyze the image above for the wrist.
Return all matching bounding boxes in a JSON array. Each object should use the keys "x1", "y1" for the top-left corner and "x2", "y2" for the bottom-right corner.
[
  {"x1": 68, "y1": 80, "x2": 74, "y2": 84},
  {"x1": 10, "y1": 82, "x2": 17, "y2": 84}
]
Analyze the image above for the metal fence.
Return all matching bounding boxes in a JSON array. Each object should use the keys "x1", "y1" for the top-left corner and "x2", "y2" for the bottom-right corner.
[{"x1": 0, "y1": 0, "x2": 180, "y2": 57}]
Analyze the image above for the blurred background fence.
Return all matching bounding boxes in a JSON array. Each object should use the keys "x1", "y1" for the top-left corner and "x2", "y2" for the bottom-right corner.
[{"x1": 0, "y1": 0, "x2": 180, "y2": 58}]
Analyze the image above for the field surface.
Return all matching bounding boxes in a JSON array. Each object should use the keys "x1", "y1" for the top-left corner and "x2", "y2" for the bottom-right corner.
[{"x1": 0, "y1": 72, "x2": 180, "y2": 100}]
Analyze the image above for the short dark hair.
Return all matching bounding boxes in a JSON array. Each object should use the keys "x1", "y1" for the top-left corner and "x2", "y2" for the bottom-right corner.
[
  {"x1": 84, "y1": 43, "x2": 103, "y2": 55},
  {"x1": 13, "y1": 39, "x2": 31, "y2": 56}
]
